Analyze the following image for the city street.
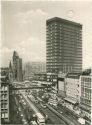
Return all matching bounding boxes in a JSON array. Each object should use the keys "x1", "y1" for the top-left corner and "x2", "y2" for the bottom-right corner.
[
  {"x1": 20, "y1": 91, "x2": 68, "y2": 125},
  {"x1": 31, "y1": 100, "x2": 67, "y2": 125},
  {"x1": 18, "y1": 90, "x2": 82, "y2": 125}
]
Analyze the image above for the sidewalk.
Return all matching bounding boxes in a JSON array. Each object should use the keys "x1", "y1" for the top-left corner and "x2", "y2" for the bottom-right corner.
[{"x1": 9, "y1": 95, "x2": 23, "y2": 124}]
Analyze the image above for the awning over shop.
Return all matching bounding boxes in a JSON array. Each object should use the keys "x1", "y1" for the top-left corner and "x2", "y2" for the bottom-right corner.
[{"x1": 64, "y1": 97, "x2": 77, "y2": 104}]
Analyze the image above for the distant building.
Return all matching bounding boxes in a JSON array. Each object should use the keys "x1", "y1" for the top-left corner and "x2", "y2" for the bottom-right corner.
[
  {"x1": 24, "y1": 62, "x2": 46, "y2": 80},
  {"x1": 12, "y1": 51, "x2": 23, "y2": 81},
  {"x1": 47, "y1": 72, "x2": 57, "y2": 84},
  {"x1": 80, "y1": 69, "x2": 92, "y2": 125},
  {"x1": 0, "y1": 67, "x2": 10, "y2": 123},
  {"x1": 9, "y1": 61, "x2": 13, "y2": 84},
  {"x1": 46, "y1": 17, "x2": 82, "y2": 74},
  {"x1": 33, "y1": 73, "x2": 47, "y2": 81}
]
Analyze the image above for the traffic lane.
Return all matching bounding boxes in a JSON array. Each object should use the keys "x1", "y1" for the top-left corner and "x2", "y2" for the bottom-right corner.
[
  {"x1": 57, "y1": 105, "x2": 77, "y2": 120},
  {"x1": 27, "y1": 96, "x2": 67, "y2": 125},
  {"x1": 15, "y1": 95, "x2": 28, "y2": 125},
  {"x1": 27, "y1": 97, "x2": 62, "y2": 124},
  {"x1": 22, "y1": 92, "x2": 79, "y2": 125},
  {"x1": 29, "y1": 93, "x2": 80, "y2": 125},
  {"x1": 31, "y1": 94, "x2": 78, "y2": 125},
  {"x1": 35, "y1": 103, "x2": 67, "y2": 125},
  {"x1": 21, "y1": 93, "x2": 56, "y2": 124},
  {"x1": 20, "y1": 91, "x2": 40, "y2": 114}
]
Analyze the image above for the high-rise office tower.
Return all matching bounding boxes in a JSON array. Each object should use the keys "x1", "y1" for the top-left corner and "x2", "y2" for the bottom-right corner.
[{"x1": 46, "y1": 17, "x2": 82, "y2": 74}]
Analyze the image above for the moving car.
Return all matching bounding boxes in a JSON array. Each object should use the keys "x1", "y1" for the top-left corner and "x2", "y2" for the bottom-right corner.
[
  {"x1": 41, "y1": 103, "x2": 46, "y2": 108},
  {"x1": 30, "y1": 121, "x2": 38, "y2": 125},
  {"x1": 21, "y1": 114, "x2": 23, "y2": 117},
  {"x1": 35, "y1": 100, "x2": 38, "y2": 103},
  {"x1": 36, "y1": 113, "x2": 45, "y2": 125}
]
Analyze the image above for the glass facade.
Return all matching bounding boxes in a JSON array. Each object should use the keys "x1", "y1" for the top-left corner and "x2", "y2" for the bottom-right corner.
[{"x1": 46, "y1": 17, "x2": 82, "y2": 74}]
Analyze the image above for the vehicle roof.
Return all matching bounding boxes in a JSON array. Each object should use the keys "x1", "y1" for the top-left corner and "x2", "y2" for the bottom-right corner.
[{"x1": 36, "y1": 113, "x2": 44, "y2": 118}]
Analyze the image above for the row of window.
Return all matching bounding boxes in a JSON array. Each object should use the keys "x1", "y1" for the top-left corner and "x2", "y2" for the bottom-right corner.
[
  {"x1": 1, "y1": 94, "x2": 7, "y2": 100},
  {"x1": 81, "y1": 77, "x2": 91, "y2": 82},
  {"x1": 81, "y1": 82, "x2": 91, "y2": 88},
  {"x1": 81, "y1": 98, "x2": 91, "y2": 106},
  {"x1": 1, "y1": 112, "x2": 8, "y2": 118},
  {"x1": 1, "y1": 86, "x2": 8, "y2": 91},
  {"x1": 46, "y1": 36, "x2": 82, "y2": 42},
  {"x1": 81, "y1": 92, "x2": 91, "y2": 98},
  {"x1": 47, "y1": 25, "x2": 82, "y2": 32},
  {"x1": 1, "y1": 103, "x2": 8, "y2": 109},
  {"x1": 47, "y1": 31, "x2": 82, "y2": 36}
]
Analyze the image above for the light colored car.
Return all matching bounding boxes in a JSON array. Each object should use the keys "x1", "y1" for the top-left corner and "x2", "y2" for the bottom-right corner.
[
  {"x1": 22, "y1": 99, "x2": 24, "y2": 102},
  {"x1": 18, "y1": 107, "x2": 21, "y2": 111},
  {"x1": 21, "y1": 114, "x2": 23, "y2": 117},
  {"x1": 41, "y1": 103, "x2": 46, "y2": 108},
  {"x1": 60, "y1": 111, "x2": 63, "y2": 114},
  {"x1": 30, "y1": 121, "x2": 38, "y2": 125},
  {"x1": 22, "y1": 119, "x2": 28, "y2": 124},
  {"x1": 23, "y1": 102, "x2": 26, "y2": 105}
]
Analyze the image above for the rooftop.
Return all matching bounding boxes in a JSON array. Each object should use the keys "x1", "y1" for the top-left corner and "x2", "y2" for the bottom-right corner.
[
  {"x1": 46, "y1": 17, "x2": 82, "y2": 27},
  {"x1": 66, "y1": 72, "x2": 81, "y2": 79},
  {"x1": 13, "y1": 51, "x2": 19, "y2": 58}
]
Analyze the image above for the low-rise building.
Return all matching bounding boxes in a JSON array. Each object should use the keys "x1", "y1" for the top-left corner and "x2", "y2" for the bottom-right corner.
[
  {"x1": 57, "y1": 73, "x2": 66, "y2": 98},
  {"x1": 47, "y1": 73, "x2": 57, "y2": 83},
  {"x1": 80, "y1": 69, "x2": 91, "y2": 125},
  {"x1": 47, "y1": 73, "x2": 58, "y2": 106},
  {"x1": 47, "y1": 72, "x2": 58, "y2": 92},
  {"x1": 64, "y1": 73, "x2": 81, "y2": 110}
]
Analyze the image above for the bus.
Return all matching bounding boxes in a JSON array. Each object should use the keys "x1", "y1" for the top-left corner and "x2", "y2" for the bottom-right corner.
[
  {"x1": 78, "y1": 117, "x2": 85, "y2": 124},
  {"x1": 36, "y1": 113, "x2": 45, "y2": 125}
]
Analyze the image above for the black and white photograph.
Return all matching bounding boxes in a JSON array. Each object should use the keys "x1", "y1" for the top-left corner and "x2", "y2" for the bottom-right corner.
[{"x1": 0, "y1": 0, "x2": 92, "y2": 125}]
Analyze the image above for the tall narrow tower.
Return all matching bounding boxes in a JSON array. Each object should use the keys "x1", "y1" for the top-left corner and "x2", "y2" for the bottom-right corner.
[{"x1": 12, "y1": 51, "x2": 23, "y2": 81}]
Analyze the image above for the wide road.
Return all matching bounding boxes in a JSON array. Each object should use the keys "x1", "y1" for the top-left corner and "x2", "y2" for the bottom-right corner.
[
  {"x1": 20, "y1": 91, "x2": 67, "y2": 125},
  {"x1": 33, "y1": 96, "x2": 81, "y2": 125},
  {"x1": 20, "y1": 91, "x2": 40, "y2": 114},
  {"x1": 34, "y1": 102, "x2": 67, "y2": 125}
]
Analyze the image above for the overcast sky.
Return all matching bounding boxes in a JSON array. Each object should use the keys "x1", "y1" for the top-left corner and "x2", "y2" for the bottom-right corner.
[{"x1": 1, "y1": 1, "x2": 92, "y2": 69}]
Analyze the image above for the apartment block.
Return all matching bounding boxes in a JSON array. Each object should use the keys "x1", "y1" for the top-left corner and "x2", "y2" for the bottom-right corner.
[
  {"x1": 0, "y1": 67, "x2": 10, "y2": 123},
  {"x1": 80, "y1": 69, "x2": 91, "y2": 125}
]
